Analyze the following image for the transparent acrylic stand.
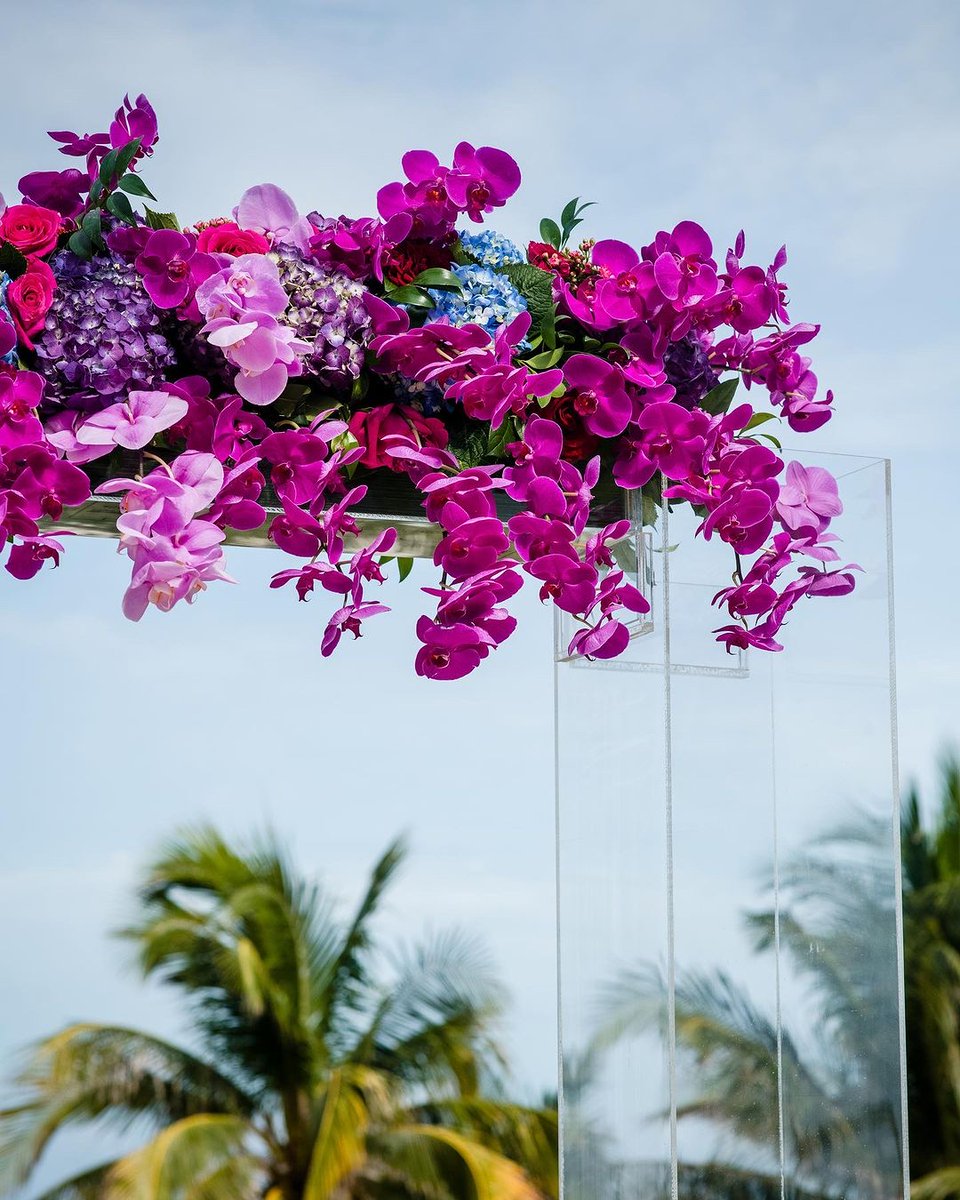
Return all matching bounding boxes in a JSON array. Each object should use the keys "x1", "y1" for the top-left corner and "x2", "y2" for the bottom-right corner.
[{"x1": 554, "y1": 454, "x2": 907, "y2": 1200}]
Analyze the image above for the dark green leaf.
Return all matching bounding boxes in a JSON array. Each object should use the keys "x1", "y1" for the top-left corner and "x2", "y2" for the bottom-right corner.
[
  {"x1": 539, "y1": 217, "x2": 562, "y2": 249},
  {"x1": 451, "y1": 238, "x2": 480, "y2": 266},
  {"x1": 114, "y1": 137, "x2": 142, "y2": 177},
  {"x1": 384, "y1": 285, "x2": 434, "y2": 308},
  {"x1": 560, "y1": 197, "x2": 580, "y2": 229},
  {"x1": 81, "y1": 210, "x2": 103, "y2": 245},
  {"x1": 98, "y1": 148, "x2": 120, "y2": 187},
  {"x1": 486, "y1": 415, "x2": 519, "y2": 459},
  {"x1": 89, "y1": 177, "x2": 105, "y2": 203},
  {"x1": 755, "y1": 432, "x2": 783, "y2": 450},
  {"x1": 68, "y1": 230, "x2": 94, "y2": 260},
  {"x1": 119, "y1": 173, "x2": 156, "y2": 201},
  {"x1": 699, "y1": 378, "x2": 740, "y2": 416},
  {"x1": 397, "y1": 556, "x2": 414, "y2": 583},
  {"x1": 143, "y1": 207, "x2": 181, "y2": 231},
  {"x1": 106, "y1": 192, "x2": 137, "y2": 226},
  {"x1": 500, "y1": 263, "x2": 558, "y2": 349},
  {"x1": 411, "y1": 268, "x2": 463, "y2": 291},
  {"x1": 0, "y1": 242, "x2": 29, "y2": 279}
]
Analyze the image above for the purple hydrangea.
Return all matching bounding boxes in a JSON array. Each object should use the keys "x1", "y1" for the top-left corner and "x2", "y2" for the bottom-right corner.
[
  {"x1": 35, "y1": 251, "x2": 175, "y2": 411},
  {"x1": 662, "y1": 332, "x2": 720, "y2": 407},
  {"x1": 272, "y1": 248, "x2": 372, "y2": 392}
]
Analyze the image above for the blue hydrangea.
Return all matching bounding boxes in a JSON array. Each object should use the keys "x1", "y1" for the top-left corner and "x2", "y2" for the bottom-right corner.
[
  {"x1": 458, "y1": 229, "x2": 525, "y2": 269},
  {"x1": 428, "y1": 263, "x2": 527, "y2": 339}
]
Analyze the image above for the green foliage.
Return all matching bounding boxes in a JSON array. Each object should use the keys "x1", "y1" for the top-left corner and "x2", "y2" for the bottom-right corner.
[
  {"x1": 144, "y1": 208, "x2": 182, "y2": 232},
  {"x1": 410, "y1": 267, "x2": 463, "y2": 292},
  {"x1": 0, "y1": 826, "x2": 556, "y2": 1200},
  {"x1": 500, "y1": 263, "x2": 557, "y2": 349},
  {"x1": 0, "y1": 242, "x2": 28, "y2": 279},
  {"x1": 699, "y1": 377, "x2": 740, "y2": 415}
]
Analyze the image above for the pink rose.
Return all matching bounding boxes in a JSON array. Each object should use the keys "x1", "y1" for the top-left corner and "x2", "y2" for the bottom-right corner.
[
  {"x1": 349, "y1": 403, "x2": 449, "y2": 472},
  {"x1": 7, "y1": 259, "x2": 57, "y2": 349},
  {"x1": 197, "y1": 222, "x2": 270, "y2": 257},
  {"x1": 0, "y1": 204, "x2": 62, "y2": 257}
]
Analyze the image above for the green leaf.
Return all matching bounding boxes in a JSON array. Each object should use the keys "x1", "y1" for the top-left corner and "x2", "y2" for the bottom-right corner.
[
  {"x1": 98, "y1": 148, "x2": 120, "y2": 187},
  {"x1": 114, "y1": 137, "x2": 142, "y2": 177},
  {"x1": 451, "y1": 238, "x2": 480, "y2": 266},
  {"x1": 486, "y1": 415, "x2": 519, "y2": 459},
  {"x1": 560, "y1": 197, "x2": 580, "y2": 229},
  {"x1": 523, "y1": 348, "x2": 564, "y2": 370},
  {"x1": 89, "y1": 177, "x2": 105, "y2": 203},
  {"x1": 119, "y1": 173, "x2": 156, "y2": 201},
  {"x1": 397, "y1": 557, "x2": 414, "y2": 583},
  {"x1": 106, "y1": 192, "x2": 137, "y2": 226},
  {"x1": 68, "y1": 230, "x2": 94, "y2": 260},
  {"x1": 500, "y1": 263, "x2": 558, "y2": 350},
  {"x1": 81, "y1": 209, "x2": 103, "y2": 246},
  {"x1": 699, "y1": 377, "x2": 740, "y2": 416},
  {"x1": 743, "y1": 411, "x2": 779, "y2": 431},
  {"x1": 755, "y1": 432, "x2": 783, "y2": 450},
  {"x1": 411, "y1": 267, "x2": 463, "y2": 291},
  {"x1": 539, "y1": 217, "x2": 562, "y2": 249},
  {"x1": 537, "y1": 382, "x2": 565, "y2": 408},
  {"x1": 384, "y1": 285, "x2": 434, "y2": 308},
  {"x1": 143, "y1": 207, "x2": 181, "y2": 231},
  {"x1": 0, "y1": 241, "x2": 29, "y2": 279}
]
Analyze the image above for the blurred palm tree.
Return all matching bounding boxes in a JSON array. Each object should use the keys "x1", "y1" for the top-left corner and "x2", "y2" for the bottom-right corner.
[
  {"x1": 592, "y1": 767, "x2": 926, "y2": 1198},
  {"x1": 902, "y1": 752, "x2": 960, "y2": 1200},
  {"x1": 0, "y1": 829, "x2": 557, "y2": 1200}
]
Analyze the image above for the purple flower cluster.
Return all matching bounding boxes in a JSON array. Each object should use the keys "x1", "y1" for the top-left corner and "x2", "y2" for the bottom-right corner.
[
  {"x1": 35, "y1": 251, "x2": 175, "y2": 410},
  {"x1": 0, "y1": 94, "x2": 857, "y2": 678}
]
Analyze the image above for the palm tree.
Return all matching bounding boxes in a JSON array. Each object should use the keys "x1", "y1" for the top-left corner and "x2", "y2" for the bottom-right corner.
[
  {"x1": 901, "y1": 752, "x2": 960, "y2": 1199},
  {"x1": 0, "y1": 828, "x2": 557, "y2": 1200},
  {"x1": 592, "y1": 798, "x2": 909, "y2": 1197}
]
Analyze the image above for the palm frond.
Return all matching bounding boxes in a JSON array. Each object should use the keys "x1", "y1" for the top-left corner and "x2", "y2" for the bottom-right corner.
[
  {"x1": 413, "y1": 1098, "x2": 558, "y2": 1199},
  {"x1": 25, "y1": 1160, "x2": 117, "y2": 1200},
  {"x1": 353, "y1": 930, "x2": 504, "y2": 1096},
  {"x1": 370, "y1": 1124, "x2": 542, "y2": 1200},
  {"x1": 911, "y1": 1166, "x2": 960, "y2": 1200},
  {"x1": 314, "y1": 838, "x2": 406, "y2": 1047},
  {"x1": 0, "y1": 1024, "x2": 255, "y2": 1190},
  {"x1": 104, "y1": 1113, "x2": 260, "y2": 1200},
  {"x1": 302, "y1": 1067, "x2": 376, "y2": 1200}
]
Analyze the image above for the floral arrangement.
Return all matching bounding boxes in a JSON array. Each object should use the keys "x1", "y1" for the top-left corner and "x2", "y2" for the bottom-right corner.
[{"x1": 0, "y1": 95, "x2": 857, "y2": 679}]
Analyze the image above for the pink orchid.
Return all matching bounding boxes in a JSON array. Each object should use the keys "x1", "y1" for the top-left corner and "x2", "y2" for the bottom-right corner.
[{"x1": 76, "y1": 390, "x2": 189, "y2": 451}]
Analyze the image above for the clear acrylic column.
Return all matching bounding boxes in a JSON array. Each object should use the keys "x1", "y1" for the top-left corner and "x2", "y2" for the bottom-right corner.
[{"x1": 554, "y1": 454, "x2": 907, "y2": 1200}]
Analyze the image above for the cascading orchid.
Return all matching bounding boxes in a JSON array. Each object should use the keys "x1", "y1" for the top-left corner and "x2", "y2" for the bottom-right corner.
[{"x1": 0, "y1": 95, "x2": 859, "y2": 679}]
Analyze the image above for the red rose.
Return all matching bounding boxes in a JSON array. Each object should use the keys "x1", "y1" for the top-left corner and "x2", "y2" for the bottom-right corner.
[
  {"x1": 541, "y1": 393, "x2": 599, "y2": 462},
  {"x1": 349, "y1": 403, "x2": 448, "y2": 472},
  {"x1": 0, "y1": 204, "x2": 62, "y2": 257},
  {"x1": 196, "y1": 221, "x2": 270, "y2": 257},
  {"x1": 7, "y1": 259, "x2": 57, "y2": 350}
]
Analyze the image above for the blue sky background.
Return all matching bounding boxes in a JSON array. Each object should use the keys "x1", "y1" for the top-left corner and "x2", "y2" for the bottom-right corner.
[{"x1": 1, "y1": 0, "x2": 958, "y2": 1189}]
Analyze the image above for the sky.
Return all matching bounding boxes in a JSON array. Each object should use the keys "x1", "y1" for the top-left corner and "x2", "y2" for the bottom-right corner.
[{"x1": 0, "y1": 0, "x2": 958, "y2": 1190}]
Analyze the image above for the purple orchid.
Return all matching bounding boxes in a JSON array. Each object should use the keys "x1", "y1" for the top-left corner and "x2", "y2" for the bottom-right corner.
[
  {"x1": 195, "y1": 254, "x2": 290, "y2": 321},
  {"x1": 135, "y1": 230, "x2": 207, "y2": 309},
  {"x1": 76, "y1": 389, "x2": 189, "y2": 451},
  {"x1": 0, "y1": 371, "x2": 44, "y2": 451},
  {"x1": 434, "y1": 516, "x2": 510, "y2": 581},
  {"x1": 643, "y1": 221, "x2": 718, "y2": 309},
  {"x1": 526, "y1": 553, "x2": 598, "y2": 613},
  {"x1": 775, "y1": 461, "x2": 843, "y2": 531},
  {"x1": 4, "y1": 532, "x2": 70, "y2": 580},
  {"x1": 562, "y1": 354, "x2": 633, "y2": 438},
  {"x1": 235, "y1": 184, "x2": 314, "y2": 252},
  {"x1": 415, "y1": 616, "x2": 494, "y2": 681}
]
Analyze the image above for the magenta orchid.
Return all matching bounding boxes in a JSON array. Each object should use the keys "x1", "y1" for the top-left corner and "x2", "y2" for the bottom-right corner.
[{"x1": 0, "y1": 95, "x2": 856, "y2": 677}]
